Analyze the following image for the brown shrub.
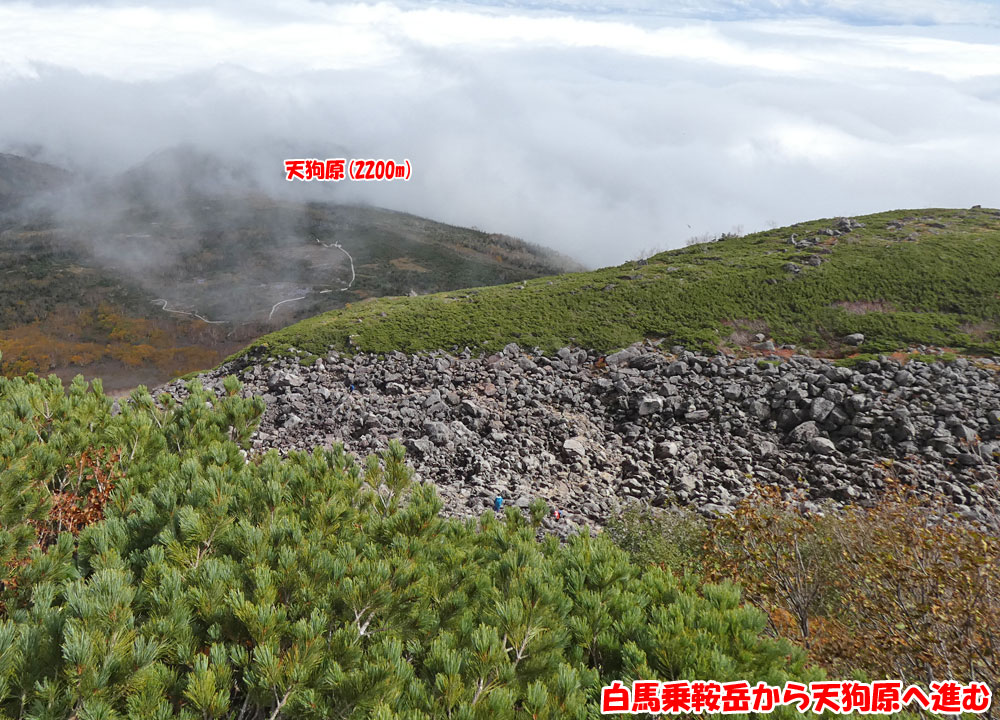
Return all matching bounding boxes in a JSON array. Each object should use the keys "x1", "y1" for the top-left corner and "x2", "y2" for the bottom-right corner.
[
  {"x1": 705, "y1": 483, "x2": 1000, "y2": 691},
  {"x1": 4, "y1": 447, "x2": 121, "y2": 599},
  {"x1": 34, "y1": 447, "x2": 120, "y2": 548},
  {"x1": 723, "y1": 317, "x2": 771, "y2": 346},
  {"x1": 959, "y1": 320, "x2": 998, "y2": 342}
]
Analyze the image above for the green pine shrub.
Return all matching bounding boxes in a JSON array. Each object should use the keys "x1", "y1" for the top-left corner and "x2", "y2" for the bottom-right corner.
[
  {"x1": 231, "y1": 208, "x2": 1000, "y2": 363},
  {"x1": 0, "y1": 365, "x2": 815, "y2": 719}
]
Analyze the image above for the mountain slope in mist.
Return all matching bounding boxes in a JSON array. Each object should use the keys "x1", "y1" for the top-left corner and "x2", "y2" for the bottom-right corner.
[
  {"x1": 0, "y1": 148, "x2": 578, "y2": 389},
  {"x1": 0, "y1": 152, "x2": 71, "y2": 211}
]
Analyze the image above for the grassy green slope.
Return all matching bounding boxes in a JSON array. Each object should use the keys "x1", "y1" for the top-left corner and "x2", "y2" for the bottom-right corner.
[{"x1": 232, "y1": 207, "x2": 1000, "y2": 362}]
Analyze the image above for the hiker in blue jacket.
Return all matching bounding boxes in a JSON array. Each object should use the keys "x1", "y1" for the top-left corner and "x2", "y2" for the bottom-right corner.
[{"x1": 493, "y1": 495, "x2": 504, "y2": 512}]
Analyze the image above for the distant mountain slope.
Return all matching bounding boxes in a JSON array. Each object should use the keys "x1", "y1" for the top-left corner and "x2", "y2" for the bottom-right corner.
[
  {"x1": 233, "y1": 207, "x2": 1000, "y2": 362},
  {"x1": 0, "y1": 153, "x2": 71, "y2": 211},
  {"x1": 0, "y1": 149, "x2": 577, "y2": 388}
]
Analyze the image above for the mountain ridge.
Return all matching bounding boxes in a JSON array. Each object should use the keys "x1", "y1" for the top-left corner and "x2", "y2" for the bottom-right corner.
[{"x1": 229, "y1": 206, "x2": 1000, "y2": 365}]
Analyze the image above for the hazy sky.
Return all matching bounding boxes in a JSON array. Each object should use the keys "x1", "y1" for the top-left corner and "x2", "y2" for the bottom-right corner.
[{"x1": 1, "y1": 0, "x2": 998, "y2": 266}]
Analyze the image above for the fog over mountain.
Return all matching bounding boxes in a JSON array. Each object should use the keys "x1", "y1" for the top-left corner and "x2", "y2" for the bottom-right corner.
[
  {"x1": 1, "y1": 0, "x2": 999, "y2": 266},
  {"x1": 0, "y1": 144, "x2": 576, "y2": 389}
]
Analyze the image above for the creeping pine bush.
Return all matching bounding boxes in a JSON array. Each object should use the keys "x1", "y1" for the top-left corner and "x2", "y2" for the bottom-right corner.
[{"x1": 0, "y1": 363, "x2": 815, "y2": 719}]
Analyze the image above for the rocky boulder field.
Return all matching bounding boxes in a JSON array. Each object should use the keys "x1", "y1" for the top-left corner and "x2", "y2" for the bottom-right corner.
[{"x1": 159, "y1": 342, "x2": 1000, "y2": 534}]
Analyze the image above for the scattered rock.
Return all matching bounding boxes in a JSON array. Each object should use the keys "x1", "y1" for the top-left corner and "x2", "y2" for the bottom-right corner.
[
  {"x1": 162, "y1": 342, "x2": 1000, "y2": 535},
  {"x1": 562, "y1": 437, "x2": 588, "y2": 459},
  {"x1": 788, "y1": 421, "x2": 821, "y2": 444},
  {"x1": 685, "y1": 409, "x2": 711, "y2": 423},
  {"x1": 808, "y1": 436, "x2": 836, "y2": 455},
  {"x1": 423, "y1": 421, "x2": 453, "y2": 445},
  {"x1": 637, "y1": 395, "x2": 664, "y2": 416},
  {"x1": 810, "y1": 397, "x2": 836, "y2": 422}
]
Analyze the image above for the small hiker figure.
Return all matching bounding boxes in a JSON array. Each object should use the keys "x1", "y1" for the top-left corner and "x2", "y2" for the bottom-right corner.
[
  {"x1": 493, "y1": 496, "x2": 504, "y2": 512},
  {"x1": 552, "y1": 509, "x2": 562, "y2": 520}
]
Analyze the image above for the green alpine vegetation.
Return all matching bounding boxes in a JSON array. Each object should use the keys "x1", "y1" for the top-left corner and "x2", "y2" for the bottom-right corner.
[
  {"x1": 233, "y1": 207, "x2": 1000, "y2": 363},
  {"x1": 0, "y1": 363, "x2": 816, "y2": 719}
]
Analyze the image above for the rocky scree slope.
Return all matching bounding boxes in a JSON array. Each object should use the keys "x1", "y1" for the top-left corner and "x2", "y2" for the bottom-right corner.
[{"x1": 163, "y1": 342, "x2": 1000, "y2": 534}]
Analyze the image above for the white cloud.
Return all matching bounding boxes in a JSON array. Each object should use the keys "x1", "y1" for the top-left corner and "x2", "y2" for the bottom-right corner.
[
  {"x1": 4, "y1": 3, "x2": 999, "y2": 81},
  {"x1": 0, "y1": 0, "x2": 998, "y2": 267}
]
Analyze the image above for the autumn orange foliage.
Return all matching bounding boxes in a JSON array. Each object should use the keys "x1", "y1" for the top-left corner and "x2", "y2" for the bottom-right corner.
[
  {"x1": 705, "y1": 482, "x2": 1000, "y2": 692},
  {"x1": 3, "y1": 447, "x2": 122, "y2": 598},
  {"x1": 34, "y1": 447, "x2": 120, "y2": 548},
  {"x1": 0, "y1": 306, "x2": 222, "y2": 377}
]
